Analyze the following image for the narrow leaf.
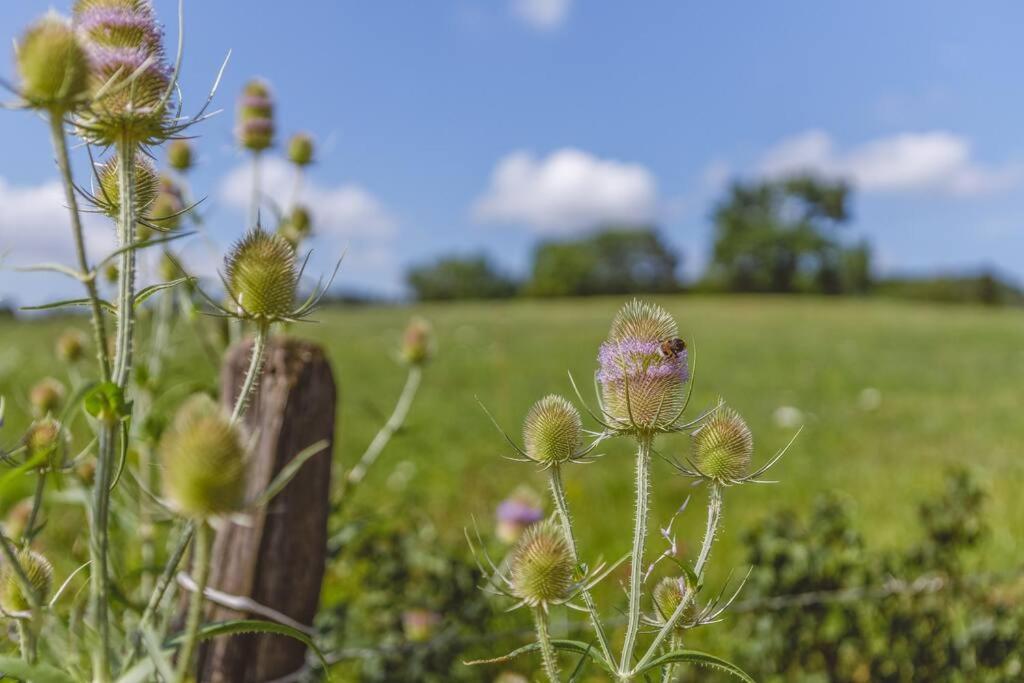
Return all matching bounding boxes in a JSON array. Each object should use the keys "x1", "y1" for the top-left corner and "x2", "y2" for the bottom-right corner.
[
  {"x1": 0, "y1": 656, "x2": 74, "y2": 683},
  {"x1": 249, "y1": 439, "x2": 329, "y2": 509},
  {"x1": 634, "y1": 649, "x2": 755, "y2": 682}
]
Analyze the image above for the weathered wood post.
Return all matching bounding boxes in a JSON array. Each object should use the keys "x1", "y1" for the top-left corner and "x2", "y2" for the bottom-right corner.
[{"x1": 198, "y1": 337, "x2": 337, "y2": 682}]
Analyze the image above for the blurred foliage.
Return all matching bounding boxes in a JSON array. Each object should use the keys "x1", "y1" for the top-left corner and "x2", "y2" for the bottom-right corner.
[
  {"x1": 707, "y1": 468, "x2": 1024, "y2": 682},
  {"x1": 407, "y1": 254, "x2": 518, "y2": 301},
  {"x1": 875, "y1": 271, "x2": 1024, "y2": 306}
]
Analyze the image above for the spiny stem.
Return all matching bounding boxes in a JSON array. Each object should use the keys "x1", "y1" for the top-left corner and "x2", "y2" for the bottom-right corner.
[
  {"x1": 175, "y1": 520, "x2": 210, "y2": 682},
  {"x1": 548, "y1": 466, "x2": 614, "y2": 667},
  {"x1": 112, "y1": 134, "x2": 138, "y2": 387},
  {"x1": 532, "y1": 605, "x2": 560, "y2": 683},
  {"x1": 619, "y1": 434, "x2": 653, "y2": 674},
  {"x1": 661, "y1": 633, "x2": 683, "y2": 682},
  {"x1": 230, "y1": 323, "x2": 269, "y2": 425},
  {"x1": 47, "y1": 112, "x2": 111, "y2": 381},
  {"x1": 16, "y1": 621, "x2": 35, "y2": 664},
  {"x1": 631, "y1": 484, "x2": 723, "y2": 677},
  {"x1": 90, "y1": 420, "x2": 116, "y2": 682}
]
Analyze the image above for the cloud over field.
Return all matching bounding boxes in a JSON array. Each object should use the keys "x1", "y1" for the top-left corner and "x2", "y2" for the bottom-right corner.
[
  {"x1": 473, "y1": 148, "x2": 658, "y2": 234},
  {"x1": 511, "y1": 0, "x2": 572, "y2": 30}
]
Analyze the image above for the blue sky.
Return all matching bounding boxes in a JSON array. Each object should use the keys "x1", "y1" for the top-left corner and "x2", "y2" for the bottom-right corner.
[{"x1": 2, "y1": 0, "x2": 1023, "y2": 304}]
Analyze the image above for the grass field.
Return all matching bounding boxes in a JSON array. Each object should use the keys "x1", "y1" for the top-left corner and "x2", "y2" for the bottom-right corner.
[{"x1": 2, "y1": 294, "x2": 1020, "y2": 587}]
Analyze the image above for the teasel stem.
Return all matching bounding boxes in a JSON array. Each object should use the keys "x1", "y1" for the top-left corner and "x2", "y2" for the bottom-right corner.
[
  {"x1": 47, "y1": 112, "x2": 111, "y2": 381},
  {"x1": 343, "y1": 365, "x2": 422, "y2": 496},
  {"x1": 548, "y1": 466, "x2": 614, "y2": 666},
  {"x1": 24, "y1": 471, "x2": 46, "y2": 543},
  {"x1": 630, "y1": 484, "x2": 723, "y2": 677},
  {"x1": 90, "y1": 419, "x2": 116, "y2": 682},
  {"x1": 619, "y1": 433, "x2": 653, "y2": 675},
  {"x1": 175, "y1": 520, "x2": 211, "y2": 682},
  {"x1": 16, "y1": 620, "x2": 36, "y2": 664},
  {"x1": 532, "y1": 605, "x2": 560, "y2": 682},
  {"x1": 112, "y1": 133, "x2": 138, "y2": 387},
  {"x1": 661, "y1": 633, "x2": 684, "y2": 683},
  {"x1": 249, "y1": 151, "x2": 262, "y2": 227},
  {"x1": 230, "y1": 322, "x2": 269, "y2": 425}
]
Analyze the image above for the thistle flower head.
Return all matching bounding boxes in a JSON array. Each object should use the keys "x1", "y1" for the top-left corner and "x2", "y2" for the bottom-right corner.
[
  {"x1": 15, "y1": 13, "x2": 89, "y2": 110},
  {"x1": 167, "y1": 138, "x2": 193, "y2": 171},
  {"x1": 400, "y1": 317, "x2": 433, "y2": 366},
  {"x1": 224, "y1": 228, "x2": 298, "y2": 322},
  {"x1": 95, "y1": 153, "x2": 158, "y2": 219},
  {"x1": 287, "y1": 132, "x2": 315, "y2": 166},
  {"x1": 237, "y1": 79, "x2": 275, "y2": 151},
  {"x1": 0, "y1": 549, "x2": 53, "y2": 613},
  {"x1": 692, "y1": 405, "x2": 753, "y2": 482},
  {"x1": 522, "y1": 395, "x2": 583, "y2": 465},
  {"x1": 278, "y1": 205, "x2": 312, "y2": 247},
  {"x1": 597, "y1": 300, "x2": 688, "y2": 432},
  {"x1": 24, "y1": 416, "x2": 62, "y2": 465},
  {"x1": 653, "y1": 576, "x2": 698, "y2": 631},
  {"x1": 29, "y1": 378, "x2": 64, "y2": 417},
  {"x1": 160, "y1": 394, "x2": 247, "y2": 518},
  {"x1": 55, "y1": 329, "x2": 86, "y2": 363},
  {"x1": 508, "y1": 521, "x2": 574, "y2": 606},
  {"x1": 495, "y1": 485, "x2": 544, "y2": 544}
]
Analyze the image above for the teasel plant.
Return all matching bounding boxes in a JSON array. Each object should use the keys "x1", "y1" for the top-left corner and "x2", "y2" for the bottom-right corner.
[{"x1": 470, "y1": 300, "x2": 798, "y2": 682}]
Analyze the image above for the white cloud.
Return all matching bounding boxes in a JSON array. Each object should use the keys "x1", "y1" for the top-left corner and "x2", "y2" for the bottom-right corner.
[
  {"x1": 473, "y1": 148, "x2": 658, "y2": 233},
  {"x1": 758, "y1": 130, "x2": 1021, "y2": 197},
  {"x1": 511, "y1": 0, "x2": 572, "y2": 30}
]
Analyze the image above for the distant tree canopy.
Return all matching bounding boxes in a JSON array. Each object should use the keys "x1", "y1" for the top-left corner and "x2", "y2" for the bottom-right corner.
[
  {"x1": 406, "y1": 254, "x2": 517, "y2": 301},
  {"x1": 526, "y1": 227, "x2": 680, "y2": 297},
  {"x1": 708, "y1": 175, "x2": 872, "y2": 294}
]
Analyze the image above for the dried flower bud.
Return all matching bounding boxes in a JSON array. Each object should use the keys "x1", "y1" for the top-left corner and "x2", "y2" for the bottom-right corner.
[
  {"x1": 237, "y1": 79, "x2": 275, "y2": 151},
  {"x1": 0, "y1": 549, "x2": 53, "y2": 613},
  {"x1": 400, "y1": 317, "x2": 433, "y2": 366},
  {"x1": 16, "y1": 14, "x2": 89, "y2": 110},
  {"x1": 96, "y1": 153, "x2": 159, "y2": 219},
  {"x1": 167, "y1": 138, "x2": 193, "y2": 171},
  {"x1": 29, "y1": 378, "x2": 64, "y2": 417},
  {"x1": 402, "y1": 609, "x2": 441, "y2": 642},
  {"x1": 597, "y1": 300, "x2": 688, "y2": 431},
  {"x1": 160, "y1": 394, "x2": 246, "y2": 517},
  {"x1": 652, "y1": 576, "x2": 697, "y2": 630},
  {"x1": 56, "y1": 329, "x2": 86, "y2": 363},
  {"x1": 495, "y1": 486, "x2": 544, "y2": 544},
  {"x1": 509, "y1": 521, "x2": 574, "y2": 606},
  {"x1": 692, "y1": 406, "x2": 753, "y2": 481},
  {"x1": 224, "y1": 228, "x2": 298, "y2": 321},
  {"x1": 147, "y1": 175, "x2": 184, "y2": 230},
  {"x1": 287, "y1": 132, "x2": 314, "y2": 166},
  {"x1": 522, "y1": 395, "x2": 582, "y2": 465},
  {"x1": 24, "y1": 417, "x2": 62, "y2": 463}
]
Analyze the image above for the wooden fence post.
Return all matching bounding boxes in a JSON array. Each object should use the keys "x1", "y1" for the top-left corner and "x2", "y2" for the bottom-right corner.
[{"x1": 198, "y1": 336, "x2": 337, "y2": 682}]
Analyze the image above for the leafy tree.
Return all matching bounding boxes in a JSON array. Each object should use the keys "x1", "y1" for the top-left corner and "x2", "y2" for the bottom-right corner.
[
  {"x1": 406, "y1": 254, "x2": 518, "y2": 301},
  {"x1": 526, "y1": 227, "x2": 679, "y2": 297}
]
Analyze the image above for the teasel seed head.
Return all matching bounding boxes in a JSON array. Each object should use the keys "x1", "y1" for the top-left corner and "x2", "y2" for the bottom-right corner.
[
  {"x1": 0, "y1": 549, "x2": 53, "y2": 613},
  {"x1": 224, "y1": 228, "x2": 298, "y2": 322},
  {"x1": 167, "y1": 138, "x2": 193, "y2": 171},
  {"x1": 509, "y1": 520, "x2": 575, "y2": 607},
  {"x1": 278, "y1": 205, "x2": 312, "y2": 247},
  {"x1": 597, "y1": 300, "x2": 688, "y2": 432},
  {"x1": 96, "y1": 153, "x2": 158, "y2": 219},
  {"x1": 29, "y1": 378, "x2": 64, "y2": 418},
  {"x1": 522, "y1": 395, "x2": 583, "y2": 465},
  {"x1": 55, "y1": 329, "x2": 86, "y2": 363},
  {"x1": 24, "y1": 416, "x2": 63, "y2": 466},
  {"x1": 237, "y1": 79, "x2": 275, "y2": 152},
  {"x1": 147, "y1": 174, "x2": 184, "y2": 230},
  {"x1": 287, "y1": 132, "x2": 315, "y2": 166},
  {"x1": 16, "y1": 13, "x2": 89, "y2": 111},
  {"x1": 400, "y1": 317, "x2": 433, "y2": 366},
  {"x1": 160, "y1": 394, "x2": 247, "y2": 518},
  {"x1": 692, "y1": 405, "x2": 753, "y2": 482},
  {"x1": 653, "y1": 576, "x2": 698, "y2": 631}
]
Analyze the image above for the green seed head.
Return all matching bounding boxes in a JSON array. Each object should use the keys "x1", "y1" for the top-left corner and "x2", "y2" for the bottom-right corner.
[
  {"x1": 692, "y1": 406, "x2": 753, "y2": 481},
  {"x1": 278, "y1": 205, "x2": 312, "y2": 247},
  {"x1": 56, "y1": 329, "x2": 86, "y2": 363},
  {"x1": 400, "y1": 317, "x2": 433, "y2": 366},
  {"x1": 0, "y1": 550, "x2": 53, "y2": 613},
  {"x1": 16, "y1": 14, "x2": 89, "y2": 110},
  {"x1": 167, "y1": 139, "x2": 193, "y2": 171},
  {"x1": 287, "y1": 132, "x2": 315, "y2": 166},
  {"x1": 160, "y1": 394, "x2": 247, "y2": 517},
  {"x1": 522, "y1": 395, "x2": 583, "y2": 464},
  {"x1": 225, "y1": 228, "x2": 298, "y2": 320},
  {"x1": 509, "y1": 521, "x2": 574, "y2": 606},
  {"x1": 96, "y1": 153, "x2": 159, "y2": 219},
  {"x1": 653, "y1": 576, "x2": 697, "y2": 630},
  {"x1": 29, "y1": 378, "x2": 64, "y2": 417}
]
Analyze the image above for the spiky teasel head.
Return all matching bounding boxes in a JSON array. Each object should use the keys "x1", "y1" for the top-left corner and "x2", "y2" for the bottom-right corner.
[
  {"x1": 224, "y1": 228, "x2": 298, "y2": 323},
  {"x1": 237, "y1": 79, "x2": 275, "y2": 152},
  {"x1": 15, "y1": 13, "x2": 90, "y2": 111},
  {"x1": 73, "y1": 0, "x2": 172, "y2": 146},
  {"x1": 160, "y1": 394, "x2": 247, "y2": 518},
  {"x1": 167, "y1": 138, "x2": 193, "y2": 172},
  {"x1": 0, "y1": 549, "x2": 53, "y2": 613},
  {"x1": 652, "y1": 576, "x2": 698, "y2": 632},
  {"x1": 23, "y1": 417, "x2": 63, "y2": 467},
  {"x1": 509, "y1": 521, "x2": 575, "y2": 607},
  {"x1": 146, "y1": 174, "x2": 184, "y2": 230},
  {"x1": 278, "y1": 205, "x2": 312, "y2": 248},
  {"x1": 55, "y1": 329, "x2": 86, "y2": 363},
  {"x1": 692, "y1": 405, "x2": 753, "y2": 482},
  {"x1": 29, "y1": 378, "x2": 64, "y2": 418},
  {"x1": 287, "y1": 132, "x2": 315, "y2": 166},
  {"x1": 597, "y1": 300, "x2": 689, "y2": 433},
  {"x1": 522, "y1": 395, "x2": 584, "y2": 466},
  {"x1": 400, "y1": 317, "x2": 433, "y2": 366},
  {"x1": 95, "y1": 153, "x2": 158, "y2": 219}
]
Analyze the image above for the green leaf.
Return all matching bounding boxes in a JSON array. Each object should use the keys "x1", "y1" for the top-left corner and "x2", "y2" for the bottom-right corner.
[
  {"x1": 249, "y1": 439, "x2": 329, "y2": 509},
  {"x1": 134, "y1": 276, "x2": 193, "y2": 307},
  {"x1": 0, "y1": 656, "x2": 75, "y2": 683},
  {"x1": 83, "y1": 382, "x2": 129, "y2": 421},
  {"x1": 97, "y1": 230, "x2": 197, "y2": 268},
  {"x1": 466, "y1": 639, "x2": 613, "y2": 673},
  {"x1": 634, "y1": 649, "x2": 755, "y2": 681},
  {"x1": 21, "y1": 297, "x2": 116, "y2": 314}
]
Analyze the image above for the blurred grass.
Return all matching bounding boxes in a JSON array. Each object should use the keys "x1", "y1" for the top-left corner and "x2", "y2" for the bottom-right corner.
[{"x1": 2, "y1": 294, "x2": 1020, "y2": 587}]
